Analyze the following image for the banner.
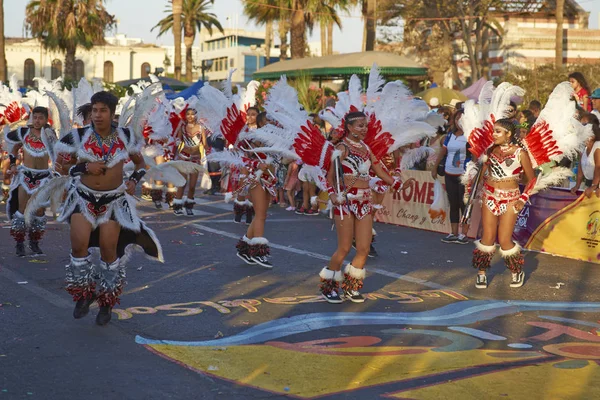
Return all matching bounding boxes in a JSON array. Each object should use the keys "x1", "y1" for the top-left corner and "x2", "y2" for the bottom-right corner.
[{"x1": 375, "y1": 170, "x2": 452, "y2": 234}]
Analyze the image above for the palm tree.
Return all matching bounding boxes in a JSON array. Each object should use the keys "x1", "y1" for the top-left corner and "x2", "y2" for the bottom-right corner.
[
  {"x1": 243, "y1": 0, "x2": 280, "y2": 64},
  {"x1": 555, "y1": 0, "x2": 564, "y2": 67},
  {"x1": 25, "y1": 0, "x2": 115, "y2": 81},
  {"x1": 172, "y1": 0, "x2": 183, "y2": 80},
  {"x1": 154, "y1": 0, "x2": 223, "y2": 82},
  {"x1": 315, "y1": 0, "x2": 349, "y2": 55},
  {"x1": 0, "y1": 0, "x2": 6, "y2": 82}
]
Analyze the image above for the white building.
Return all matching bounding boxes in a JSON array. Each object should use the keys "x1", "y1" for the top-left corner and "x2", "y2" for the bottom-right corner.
[
  {"x1": 163, "y1": 28, "x2": 322, "y2": 84},
  {"x1": 6, "y1": 34, "x2": 166, "y2": 87}
]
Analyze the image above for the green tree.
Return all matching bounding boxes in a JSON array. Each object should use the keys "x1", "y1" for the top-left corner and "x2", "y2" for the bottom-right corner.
[
  {"x1": 555, "y1": 0, "x2": 564, "y2": 67},
  {"x1": 25, "y1": 0, "x2": 115, "y2": 81},
  {"x1": 243, "y1": 0, "x2": 280, "y2": 64},
  {"x1": 154, "y1": 0, "x2": 223, "y2": 82}
]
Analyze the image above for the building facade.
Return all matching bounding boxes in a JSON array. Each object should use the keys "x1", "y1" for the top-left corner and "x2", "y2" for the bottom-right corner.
[{"x1": 6, "y1": 34, "x2": 166, "y2": 87}]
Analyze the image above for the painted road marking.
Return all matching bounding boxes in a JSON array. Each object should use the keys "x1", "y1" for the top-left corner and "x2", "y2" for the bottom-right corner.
[{"x1": 191, "y1": 223, "x2": 455, "y2": 292}]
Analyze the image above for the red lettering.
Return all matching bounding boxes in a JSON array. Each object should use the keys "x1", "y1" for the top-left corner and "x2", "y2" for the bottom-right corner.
[
  {"x1": 414, "y1": 180, "x2": 427, "y2": 203},
  {"x1": 402, "y1": 182, "x2": 414, "y2": 202}
]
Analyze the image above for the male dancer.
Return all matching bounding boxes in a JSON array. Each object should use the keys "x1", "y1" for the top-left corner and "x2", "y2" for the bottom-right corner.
[
  {"x1": 5, "y1": 106, "x2": 55, "y2": 256},
  {"x1": 54, "y1": 91, "x2": 162, "y2": 326}
]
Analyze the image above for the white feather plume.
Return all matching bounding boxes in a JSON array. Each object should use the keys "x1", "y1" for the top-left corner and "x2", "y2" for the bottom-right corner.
[
  {"x1": 24, "y1": 176, "x2": 71, "y2": 225},
  {"x1": 242, "y1": 80, "x2": 260, "y2": 109},
  {"x1": 531, "y1": 167, "x2": 573, "y2": 195},
  {"x1": 206, "y1": 150, "x2": 246, "y2": 168},
  {"x1": 44, "y1": 90, "x2": 72, "y2": 137},
  {"x1": 400, "y1": 146, "x2": 435, "y2": 171},
  {"x1": 145, "y1": 164, "x2": 186, "y2": 187},
  {"x1": 222, "y1": 69, "x2": 236, "y2": 100},
  {"x1": 196, "y1": 83, "x2": 229, "y2": 137},
  {"x1": 490, "y1": 82, "x2": 524, "y2": 120},
  {"x1": 461, "y1": 160, "x2": 480, "y2": 186},
  {"x1": 347, "y1": 75, "x2": 363, "y2": 110},
  {"x1": 365, "y1": 63, "x2": 385, "y2": 113}
]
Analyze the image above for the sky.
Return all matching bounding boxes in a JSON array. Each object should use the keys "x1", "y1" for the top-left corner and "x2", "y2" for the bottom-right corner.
[{"x1": 4, "y1": 0, "x2": 600, "y2": 53}]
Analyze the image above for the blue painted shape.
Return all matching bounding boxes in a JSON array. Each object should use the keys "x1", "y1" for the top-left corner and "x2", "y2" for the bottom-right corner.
[
  {"x1": 448, "y1": 326, "x2": 506, "y2": 341},
  {"x1": 381, "y1": 328, "x2": 483, "y2": 352},
  {"x1": 508, "y1": 343, "x2": 533, "y2": 349},
  {"x1": 553, "y1": 360, "x2": 589, "y2": 369},
  {"x1": 135, "y1": 300, "x2": 600, "y2": 347},
  {"x1": 539, "y1": 315, "x2": 600, "y2": 328}
]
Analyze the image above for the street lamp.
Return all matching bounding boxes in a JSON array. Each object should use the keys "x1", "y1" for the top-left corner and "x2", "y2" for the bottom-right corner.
[{"x1": 200, "y1": 59, "x2": 213, "y2": 82}]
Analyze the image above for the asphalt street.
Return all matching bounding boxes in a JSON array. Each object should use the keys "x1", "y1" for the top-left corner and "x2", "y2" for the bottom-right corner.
[{"x1": 1, "y1": 193, "x2": 600, "y2": 400}]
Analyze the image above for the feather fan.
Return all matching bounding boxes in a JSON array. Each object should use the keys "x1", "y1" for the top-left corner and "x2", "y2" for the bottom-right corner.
[
  {"x1": 400, "y1": 147, "x2": 435, "y2": 171},
  {"x1": 44, "y1": 90, "x2": 72, "y2": 137},
  {"x1": 24, "y1": 176, "x2": 71, "y2": 225}
]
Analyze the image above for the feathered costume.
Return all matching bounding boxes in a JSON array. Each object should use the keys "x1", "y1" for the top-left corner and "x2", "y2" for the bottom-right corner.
[
  {"x1": 194, "y1": 71, "x2": 273, "y2": 266},
  {"x1": 246, "y1": 64, "x2": 439, "y2": 300},
  {"x1": 462, "y1": 81, "x2": 592, "y2": 279}
]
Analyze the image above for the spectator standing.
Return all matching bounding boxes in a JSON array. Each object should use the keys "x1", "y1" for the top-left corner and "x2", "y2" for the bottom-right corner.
[
  {"x1": 569, "y1": 72, "x2": 592, "y2": 112},
  {"x1": 432, "y1": 109, "x2": 471, "y2": 244},
  {"x1": 571, "y1": 114, "x2": 600, "y2": 197},
  {"x1": 591, "y1": 89, "x2": 600, "y2": 120},
  {"x1": 528, "y1": 100, "x2": 542, "y2": 119}
]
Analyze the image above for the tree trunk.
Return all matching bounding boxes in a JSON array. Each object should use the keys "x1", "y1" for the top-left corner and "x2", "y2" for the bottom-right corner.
[
  {"x1": 265, "y1": 20, "x2": 273, "y2": 65},
  {"x1": 184, "y1": 32, "x2": 194, "y2": 82},
  {"x1": 555, "y1": 0, "x2": 565, "y2": 67},
  {"x1": 290, "y1": 0, "x2": 305, "y2": 59},
  {"x1": 0, "y1": 0, "x2": 6, "y2": 82},
  {"x1": 64, "y1": 44, "x2": 76, "y2": 81},
  {"x1": 327, "y1": 20, "x2": 333, "y2": 55},
  {"x1": 320, "y1": 19, "x2": 327, "y2": 56},
  {"x1": 278, "y1": 15, "x2": 289, "y2": 59},
  {"x1": 364, "y1": 0, "x2": 376, "y2": 51},
  {"x1": 172, "y1": 0, "x2": 183, "y2": 80},
  {"x1": 361, "y1": 0, "x2": 367, "y2": 51}
]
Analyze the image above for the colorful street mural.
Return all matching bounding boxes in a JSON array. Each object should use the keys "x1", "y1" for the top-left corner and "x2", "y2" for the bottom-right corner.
[{"x1": 133, "y1": 297, "x2": 600, "y2": 399}]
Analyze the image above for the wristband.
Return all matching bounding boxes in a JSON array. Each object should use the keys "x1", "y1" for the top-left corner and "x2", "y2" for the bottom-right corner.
[
  {"x1": 9, "y1": 154, "x2": 16, "y2": 166},
  {"x1": 69, "y1": 162, "x2": 88, "y2": 177},
  {"x1": 392, "y1": 178, "x2": 403, "y2": 191},
  {"x1": 518, "y1": 193, "x2": 529, "y2": 204},
  {"x1": 128, "y1": 168, "x2": 147, "y2": 184}
]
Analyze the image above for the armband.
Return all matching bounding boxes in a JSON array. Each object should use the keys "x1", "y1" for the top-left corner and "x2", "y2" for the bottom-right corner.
[
  {"x1": 518, "y1": 193, "x2": 530, "y2": 204},
  {"x1": 69, "y1": 162, "x2": 88, "y2": 177},
  {"x1": 392, "y1": 178, "x2": 403, "y2": 191},
  {"x1": 8, "y1": 154, "x2": 16, "y2": 167},
  {"x1": 128, "y1": 168, "x2": 147, "y2": 184}
]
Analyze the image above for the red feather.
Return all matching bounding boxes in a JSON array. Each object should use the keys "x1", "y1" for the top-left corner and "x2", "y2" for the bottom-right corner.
[
  {"x1": 3, "y1": 101, "x2": 27, "y2": 123},
  {"x1": 142, "y1": 124, "x2": 152, "y2": 139},
  {"x1": 293, "y1": 121, "x2": 334, "y2": 171},
  {"x1": 468, "y1": 118, "x2": 495, "y2": 159},
  {"x1": 363, "y1": 113, "x2": 393, "y2": 160},
  {"x1": 220, "y1": 104, "x2": 247, "y2": 145},
  {"x1": 523, "y1": 120, "x2": 561, "y2": 167}
]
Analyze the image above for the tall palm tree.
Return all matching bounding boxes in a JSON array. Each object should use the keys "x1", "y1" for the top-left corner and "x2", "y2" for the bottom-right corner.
[
  {"x1": 154, "y1": 0, "x2": 223, "y2": 82},
  {"x1": 315, "y1": 0, "x2": 349, "y2": 55},
  {"x1": 25, "y1": 0, "x2": 115, "y2": 81},
  {"x1": 172, "y1": 0, "x2": 183, "y2": 80},
  {"x1": 243, "y1": 0, "x2": 280, "y2": 64},
  {"x1": 0, "y1": 0, "x2": 6, "y2": 82},
  {"x1": 555, "y1": 0, "x2": 564, "y2": 67}
]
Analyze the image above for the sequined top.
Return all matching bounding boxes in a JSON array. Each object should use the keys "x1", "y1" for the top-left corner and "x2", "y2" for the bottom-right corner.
[
  {"x1": 5, "y1": 127, "x2": 53, "y2": 158},
  {"x1": 340, "y1": 139, "x2": 372, "y2": 182},
  {"x1": 486, "y1": 147, "x2": 522, "y2": 182}
]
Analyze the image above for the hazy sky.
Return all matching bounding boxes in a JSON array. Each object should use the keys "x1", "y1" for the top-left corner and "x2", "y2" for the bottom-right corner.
[{"x1": 4, "y1": 0, "x2": 600, "y2": 53}]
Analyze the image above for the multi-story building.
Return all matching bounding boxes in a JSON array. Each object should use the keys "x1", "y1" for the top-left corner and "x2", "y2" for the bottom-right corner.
[{"x1": 6, "y1": 34, "x2": 166, "y2": 86}]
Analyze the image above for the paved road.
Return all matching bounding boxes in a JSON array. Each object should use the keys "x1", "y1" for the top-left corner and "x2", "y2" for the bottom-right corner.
[{"x1": 1, "y1": 194, "x2": 599, "y2": 399}]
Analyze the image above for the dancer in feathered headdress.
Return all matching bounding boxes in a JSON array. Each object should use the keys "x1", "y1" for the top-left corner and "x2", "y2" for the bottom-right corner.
[
  {"x1": 195, "y1": 72, "x2": 274, "y2": 267},
  {"x1": 4, "y1": 105, "x2": 57, "y2": 257},
  {"x1": 47, "y1": 90, "x2": 163, "y2": 326},
  {"x1": 1, "y1": 74, "x2": 30, "y2": 202},
  {"x1": 248, "y1": 66, "x2": 436, "y2": 304},
  {"x1": 462, "y1": 81, "x2": 592, "y2": 289}
]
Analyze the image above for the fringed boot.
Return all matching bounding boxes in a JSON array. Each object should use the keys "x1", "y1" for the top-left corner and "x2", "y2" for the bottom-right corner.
[
  {"x1": 96, "y1": 258, "x2": 126, "y2": 326},
  {"x1": 184, "y1": 197, "x2": 196, "y2": 216},
  {"x1": 245, "y1": 200, "x2": 254, "y2": 225},
  {"x1": 66, "y1": 254, "x2": 97, "y2": 319},
  {"x1": 319, "y1": 267, "x2": 343, "y2": 303},
  {"x1": 233, "y1": 199, "x2": 245, "y2": 223},
  {"x1": 165, "y1": 187, "x2": 177, "y2": 208},
  {"x1": 236, "y1": 235, "x2": 255, "y2": 265},
  {"x1": 342, "y1": 264, "x2": 366, "y2": 303},
  {"x1": 150, "y1": 184, "x2": 164, "y2": 209},
  {"x1": 248, "y1": 237, "x2": 272, "y2": 269},
  {"x1": 172, "y1": 197, "x2": 185, "y2": 216},
  {"x1": 472, "y1": 240, "x2": 496, "y2": 289},
  {"x1": 141, "y1": 182, "x2": 152, "y2": 201},
  {"x1": 10, "y1": 211, "x2": 26, "y2": 257},
  {"x1": 500, "y1": 242, "x2": 525, "y2": 288},
  {"x1": 28, "y1": 215, "x2": 46, "y2": 255}
]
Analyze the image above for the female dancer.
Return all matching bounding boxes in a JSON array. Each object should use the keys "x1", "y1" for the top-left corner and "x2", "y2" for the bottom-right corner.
[
  {"x1": 471, "y1": 119, "x2": 535, "y2": 289},
  {"x1": 322, "y1": 111, "x2": 406, "y2": 303},
  {"x1": 463, "y1": 81, "x2": 591, "y2": 289},
  {"x1": 172, "y1": 108, "x2": 204, "y2": 216},
  {"x1": 232, "y1": 106, "x2": 259, "y2": 224}
]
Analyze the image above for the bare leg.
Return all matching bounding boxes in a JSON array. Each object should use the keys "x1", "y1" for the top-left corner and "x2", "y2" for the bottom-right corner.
[
  {"x1": 70, "y1": 214, "x2": 93, "y2": 258},
  {"x1": 351, "y1": 215, "x2": 373, "y2": 269},
  {"x1": 246, "y1": 185, "x2": 269, "y2": 239},
  {"x1": 186, "y1": 172, "x2": 199, "y2": 199},
  {"x1": 329, "y1": 214, "x2": 354, "y2": 271}
]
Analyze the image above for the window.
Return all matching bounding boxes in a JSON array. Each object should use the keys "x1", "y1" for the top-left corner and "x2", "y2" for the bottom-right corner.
[
  {"x1": 103, "y1": 61, "x2": 114, "y2": 82},
  {"x1": 230, "y1": 58, "x2": 234, "y2": 68},
  {"x1": 141, "y1": 62, "x2": 151, "y2": 78},
  {"x1": 75, "y1": 60, "x2": 85, "y2": 80},
  {"x1": 24, "y1": 59, "x2": 35, "y2": 86},
  {"x1": 51, "y1": 59, "x2": 62, "y2": 80}
]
